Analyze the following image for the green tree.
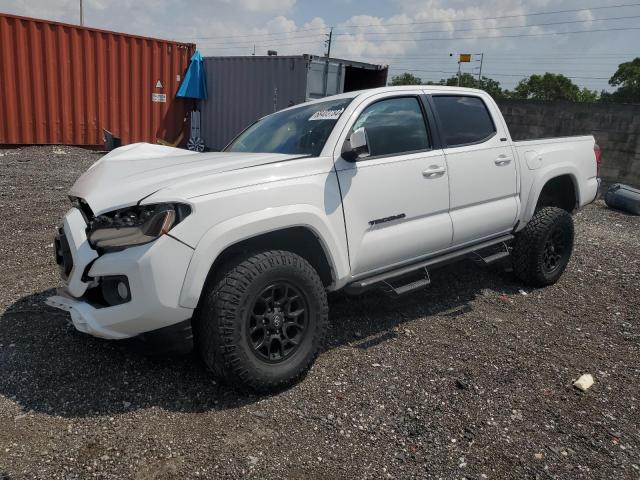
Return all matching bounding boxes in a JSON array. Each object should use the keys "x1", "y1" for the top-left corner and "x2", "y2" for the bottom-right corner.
[
  {"x1": 606, "y1": 57, "x2": 640, "y2": 103},
  {"x1": 512, "y1": 73, "x2": 598, "y2": 102},
  {"x1": 426, "y1": 72, "x2": 476, "y2": 88},
  {"x1": 390, "y1": 72, "x2": 422, "y2": 85},
  {"x1": 478, "y1": 77, "x2": 505, "y2": 99},
  {"x1": 577, "y1": 87, "x2": 599, "y2": 103},
  {"x1": 426, "y1": 73, "x2": 505, "y2": 98}
]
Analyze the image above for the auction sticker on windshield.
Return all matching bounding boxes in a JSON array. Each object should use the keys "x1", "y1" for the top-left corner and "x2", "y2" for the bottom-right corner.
[{"x1": 309, "y1": 108, "x2": 345, "y2": 121}]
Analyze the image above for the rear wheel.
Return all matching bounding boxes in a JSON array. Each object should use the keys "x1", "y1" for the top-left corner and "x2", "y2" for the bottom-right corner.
[
  {"x1": 511, "y1": 207, "x2": 574, "y2": 287},
  {"x1": 193, "y1": 250, "x2": 328, "y2": 392}
]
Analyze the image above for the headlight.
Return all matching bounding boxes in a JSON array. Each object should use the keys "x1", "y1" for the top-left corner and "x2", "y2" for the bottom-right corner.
[{"x1": 87, "y1": 203, "x2": 191, "y2": 250}]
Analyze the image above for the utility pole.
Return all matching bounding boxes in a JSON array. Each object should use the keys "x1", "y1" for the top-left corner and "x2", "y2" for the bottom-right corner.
[
  {"x1": 325, "y1": 27, "x2": 333, "y2": 58},
  {"x1": 325, "y1": 27, "x2": 333, "y2": 57},
  {"x1": 79, "y1": 0, "x2": 84, "y2": 26},
  {"x1": 457, "y1": 60, "x2": 461, "y2": 86},
  {"x1": 477, "y1": 53, "x2": 484, "y2": 83},
  {"x1": 323, "y1": 27, "x2": 334, "y2": 97}
]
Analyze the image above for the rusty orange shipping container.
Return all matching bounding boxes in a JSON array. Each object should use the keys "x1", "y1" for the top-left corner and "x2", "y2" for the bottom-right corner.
[{"x1": 0, "y1": 13, "x2": 195, "y2": 146}]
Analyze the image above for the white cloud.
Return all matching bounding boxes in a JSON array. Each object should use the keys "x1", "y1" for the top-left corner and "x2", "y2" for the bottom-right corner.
[
  {"x1": 576, "y1": 9, "x2": 595, "y2": 27},
  {"x1": 0, "y1": 0, "x2": 633, "y2": 90},
  {"x1": 222, "y1": 0, "x2": 296, "y2": 12},
  {"x1": 0, "y1": 0, "x2": 77, "y2": 23},
  {"x1": 303, "y1": 17, "x2": 327, "y2": 30},
  {"x1": 266, "y1": 15, "x2": 297, "y2": 33}
]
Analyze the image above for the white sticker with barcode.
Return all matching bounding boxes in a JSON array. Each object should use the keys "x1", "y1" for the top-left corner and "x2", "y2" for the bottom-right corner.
[{"x1": 309, "y1": 108, "x2": 344, "y2": 121}]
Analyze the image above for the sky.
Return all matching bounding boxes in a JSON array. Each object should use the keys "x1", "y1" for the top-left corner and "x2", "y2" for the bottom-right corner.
[{"x1": 1, "y1": 0, "x2": 639, "y2": 91}]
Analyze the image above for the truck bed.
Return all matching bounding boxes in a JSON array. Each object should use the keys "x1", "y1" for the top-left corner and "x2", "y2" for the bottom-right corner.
[
  {"x1": 512, "y1": 134, "x2": 594, "y2": 147},
  {"x1": 512, "y1": 134, "x2": 599, "y2": 219}
]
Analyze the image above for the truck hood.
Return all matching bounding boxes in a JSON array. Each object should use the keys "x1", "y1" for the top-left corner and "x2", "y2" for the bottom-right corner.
[{"x1": 69, "y1": 143, "x2": 305, "y2": 215}]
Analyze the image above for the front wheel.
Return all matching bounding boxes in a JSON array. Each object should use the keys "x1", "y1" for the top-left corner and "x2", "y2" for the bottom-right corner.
[
  {"x1": 193, "y1": 250, "x2": 329, "y2": 393},
  {"x1": 511, "y1": 207, "x2": 574, "y2": 287}
]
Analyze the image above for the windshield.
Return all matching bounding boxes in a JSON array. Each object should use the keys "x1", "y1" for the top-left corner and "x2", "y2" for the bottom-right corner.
[{"x1": 225, "y1": 97, "x2": 353, "y2": 156}]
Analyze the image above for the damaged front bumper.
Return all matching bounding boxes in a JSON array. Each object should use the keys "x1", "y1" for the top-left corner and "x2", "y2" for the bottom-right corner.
[
  {"x1": 47, "y1": 207, "x2": 195, "y2": 340},
  {"x1": 46, "y1": 291, "x2": 132, "y2": 339}
]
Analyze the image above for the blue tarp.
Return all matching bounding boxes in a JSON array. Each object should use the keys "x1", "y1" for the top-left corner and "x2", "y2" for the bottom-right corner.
[{"x1": 177, "y1": 51, "x2": 207, "y2": 100}]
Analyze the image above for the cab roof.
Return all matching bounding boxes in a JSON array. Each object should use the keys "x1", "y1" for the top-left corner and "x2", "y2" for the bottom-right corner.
[{"x1": 304, "y1": 85, "x2": 488, "y2": 104}]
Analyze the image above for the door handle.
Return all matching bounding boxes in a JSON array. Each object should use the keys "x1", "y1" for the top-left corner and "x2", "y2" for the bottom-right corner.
[
  {"x1": 494, "y1": 155, "x2": 513, "y2": 166},
  {"x1": 422, "y1": 165, "x2": 446, "y2": 178}
]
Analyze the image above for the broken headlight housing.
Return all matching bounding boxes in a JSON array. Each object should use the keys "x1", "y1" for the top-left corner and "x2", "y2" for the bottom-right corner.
[{"x1": 87, "y1": 203, "x2": 191, "y2": 251}]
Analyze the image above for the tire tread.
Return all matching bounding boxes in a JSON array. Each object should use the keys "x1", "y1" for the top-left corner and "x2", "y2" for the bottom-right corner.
[
  {"x1": 512, "y1": 207, "x2": 574, "y2": 287},
  {"x1": 193, "y1": 250, "x2": 328, "y2": 392}
]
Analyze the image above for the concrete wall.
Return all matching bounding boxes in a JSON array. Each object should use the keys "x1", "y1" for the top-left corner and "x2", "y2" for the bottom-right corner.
[{"x1": 497, "y1": 100, "x2": 640, "y2": 187}]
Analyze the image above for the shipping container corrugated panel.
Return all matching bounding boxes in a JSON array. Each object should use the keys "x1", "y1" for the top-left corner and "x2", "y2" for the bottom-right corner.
[
  {"x1": 0, "y1": 13, "x2": 195, "y2": 146},
  {"x1": 199, "y1": 54, "x2": 388, "y2": 150},
  {"x1": 200, "y1": 56, "x2": 308, "y2": 151}
]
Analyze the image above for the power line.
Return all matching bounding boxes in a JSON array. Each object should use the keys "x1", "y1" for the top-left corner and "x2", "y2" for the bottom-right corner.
[
  {"x1": 357, "y1": 53, "x2": 638, "y2": 59},
  {"x1": 198, "y1": 24, "x2": 640, "y2": 51},
  {"x1": 198, "y1": 40, "x2": 324, "y2": 51},
  {"x1": 195, "y1": 33, "x2": 328, "y2": 45},
  {"x1": 186, "y1": 2, "x2": 640, "y2": 41},
  {"x1": 335, "y1": 26, "x2": 640, "y2": 44},
  {"x1": 391, "y1": 65, "x2": 617, "y2": 74},
  {"x1": 367, "y1": 59, "x2": 627, "y2": 66},
  {"x1": 384, "y1": 59, "x2": 626, "y2": 67},
  {"x1": 196, "y1": 34, "x2": 327, "y2": 46},
  {"x1": 333, "y1": 2, "x2": 640, "y2": 30},
  {"x1": 356, "y1": 57, "x2": 636, "y2": 71},
  {"x1": 192, "y1": 26, "x2": 328, "y2": 40},
  {"x1": 471, "y1": 61, "x2": 624, "y2": 66},
  {"x1": 333, "y1": 14, "x2": 640, "y2": 38},
  {"x1": 387, "y1": 68, "x2": 611, "y2": 80},
  {"x1": 477, "y1": 56, "x2": 636, "y2": 60},
  {"x1": 388, "y1": 59, "x2": 620, "y2": 70}
]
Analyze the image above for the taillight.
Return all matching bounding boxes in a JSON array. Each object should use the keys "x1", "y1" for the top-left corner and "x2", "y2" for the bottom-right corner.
[{"x1": 594, "y1": 143, "x2": 602, "y2": 177}]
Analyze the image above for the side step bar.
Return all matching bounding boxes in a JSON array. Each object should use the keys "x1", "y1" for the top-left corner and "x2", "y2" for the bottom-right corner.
[
  {"x1": 345, "y1": 234, "x2": 513, "y2": 295},
  {"x1": 380, "y1": 268, "x2": 431, "y2": 297},
  {"x1": 478, "y1": 250, "x2": 511, "y2": 265},
  {"x1": 470, "y1": 240, "x2": 511, "y2": 266}
]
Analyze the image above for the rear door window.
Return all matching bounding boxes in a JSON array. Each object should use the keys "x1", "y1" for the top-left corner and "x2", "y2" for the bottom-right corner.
[
  {"x1": 431, "y1": 96, "x2": 496, "y2": 147},
  {"x1": 352, "y1": 97, "x2": 430, "y2": 158}
]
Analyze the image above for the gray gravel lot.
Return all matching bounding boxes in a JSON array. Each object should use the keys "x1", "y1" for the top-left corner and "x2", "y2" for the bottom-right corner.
[{"x1": 1, "y1": 146, "x2": 639, "y2": 479}]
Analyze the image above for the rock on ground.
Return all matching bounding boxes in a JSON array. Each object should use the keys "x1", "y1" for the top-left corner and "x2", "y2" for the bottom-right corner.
[{"x1": 1, "y1": 146, "x2": 639, "y2": 479}]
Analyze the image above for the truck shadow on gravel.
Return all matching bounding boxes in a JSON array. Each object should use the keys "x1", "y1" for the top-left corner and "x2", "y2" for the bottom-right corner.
[{"x1": 0, "y1": 261, "x2": 522, "y2": 418}]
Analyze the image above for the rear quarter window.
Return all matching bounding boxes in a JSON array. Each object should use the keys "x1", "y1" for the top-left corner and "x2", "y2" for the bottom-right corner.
[{"x1": 431, "y1": 95, "x2": 496, "y2": 147}]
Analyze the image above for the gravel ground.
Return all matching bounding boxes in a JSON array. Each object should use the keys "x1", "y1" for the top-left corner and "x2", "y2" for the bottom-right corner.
[{"x1": 1, "y1": 146, "x2": 639, "y2": 479}]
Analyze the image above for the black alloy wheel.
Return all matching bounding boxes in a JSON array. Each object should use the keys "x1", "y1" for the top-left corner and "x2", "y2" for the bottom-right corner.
[
  {"x1": 511, "y1": 206, "x2": 575, "y2": 287},
  {"x1": 193, "y1": 250, "x2": 329, "y2": 392},
  {"x1": 248, "y1": 282, "x2": 308, "y2": 363},
  {"x1": 542, "y1": 227, "x2": 571, "y2": 274}
]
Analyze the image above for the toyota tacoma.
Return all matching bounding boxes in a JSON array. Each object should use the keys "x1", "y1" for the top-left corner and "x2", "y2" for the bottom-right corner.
[{"x1": 47, "y1": 86, "x2": 601, "y2": 392}]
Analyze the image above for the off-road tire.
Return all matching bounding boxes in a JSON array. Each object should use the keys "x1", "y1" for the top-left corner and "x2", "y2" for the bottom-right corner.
[
  {"x1": 511, "y1": 207, "x2": 574, "y2": 287},
  {"x1": 193, "y1": 250, "x2": 329, "y2": 393}
]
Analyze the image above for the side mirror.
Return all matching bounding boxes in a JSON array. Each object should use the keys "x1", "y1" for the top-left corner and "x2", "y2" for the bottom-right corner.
[{"x1": 342, "y1": 127, "x2": 370, "y2": 162}]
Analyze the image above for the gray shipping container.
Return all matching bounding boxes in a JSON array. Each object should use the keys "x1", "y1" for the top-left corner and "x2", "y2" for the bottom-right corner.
[{"x1": 199, "y1": 54, "x2": 388, "y2": 151}]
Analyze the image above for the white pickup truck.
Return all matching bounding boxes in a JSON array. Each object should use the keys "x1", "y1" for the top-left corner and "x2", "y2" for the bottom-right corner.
[{"x1": 47, "y1": 86, "x2": 601, "y2": 392}]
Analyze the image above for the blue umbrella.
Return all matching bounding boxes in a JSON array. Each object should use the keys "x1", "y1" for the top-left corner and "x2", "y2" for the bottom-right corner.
[{"x1": 177, "y1": 51, "x2": 207, "y2": 99}]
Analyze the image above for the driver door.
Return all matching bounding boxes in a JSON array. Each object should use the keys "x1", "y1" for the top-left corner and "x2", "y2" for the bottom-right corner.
[{"x1": 334, "y1": 94, "x2": 452, "y2": 278}]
